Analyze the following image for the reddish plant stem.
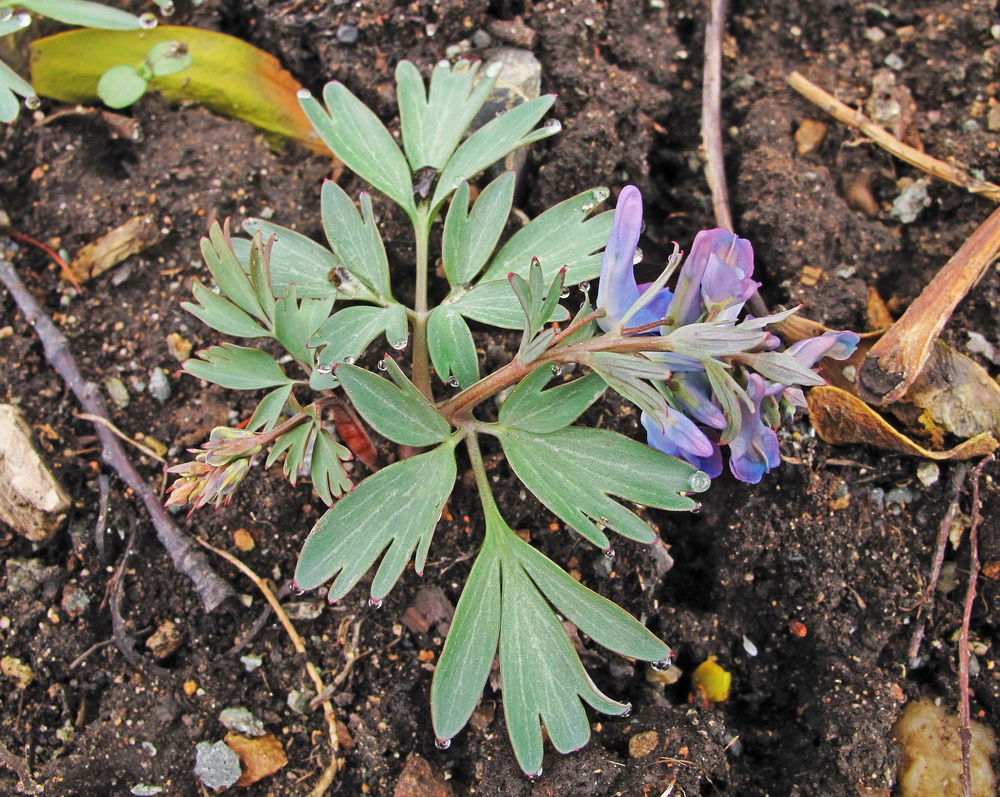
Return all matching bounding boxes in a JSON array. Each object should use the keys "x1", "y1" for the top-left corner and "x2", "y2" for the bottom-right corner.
[
  {"x1": 0, "y1": 257, "x2": 235, "y2": 613},
  {"x1": 958, "y1": 454, "x2": 993, "y2": 797},
  {"x1": 2, "y1": 226, "x2": 81, "y2": 290}
]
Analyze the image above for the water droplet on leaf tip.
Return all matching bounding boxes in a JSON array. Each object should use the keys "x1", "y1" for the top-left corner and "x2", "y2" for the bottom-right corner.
[
  {"x1": 578, "y1": 281, "x2": 590, "y2": 293},
  {"x1": 447, "y1": 375, "x2": 460, "y2": 388},
  {"x1": 690, "y1": 501, "x2": 702, "y2": 515},
  {"x1": 369, "y1": 597, "x2": 382, "y2": 609},
  {"x1": 559, "y1": 287, "x2": 571, "y2": 298},
  {"x1": 138, "y1": 11, "x2": 158, "y2": 28},
  {"x1": 316, "y1": 363, "x2": 333, "y2": 375},
  {"x1": 526, "y1": 767, "x2": 543, "y2": 779},
  {"x1": 377, "y1": 359, "x2": 388, "y2": 371},
  {"x1": 293, "y1": 587, "x2": 305, "y2": 596},
  {"x1": 544, "y1": 119, "x2": 562, "y2": 132},
  {"x1": 550, "y1": 364, "x2": 562, "y2": 376},
  {"x1": 0, "y1": 9, "x2": 13, "y2": 22},
  {"x1": 620, "y1": 703, "x2": 633, "y2": 718},
  {"x1": 391, "y1": 338, "x2": 408, "y2": 350},
  {"x1": 632, "y1": 247, "x2": 643, "y2": 265},
  {"x1": 593, "y1": 187, "x2": 610, "y2": 201},
  {"x1": 16, "y1": 11, "x2": 30, "y2": 27},
  {"x1": 296, "y1": 88, "x2": 312, "y2": 99},
  {"x1": 650, "y1": 655, "x2": 673, "y2": 672},
  {"x1": 343, "y1": 356, "x2": 356, "y2": 365},
  {"x1": 160, "y1": 0, "x2": 175, "y2": 15},
  {"x1": 434, "y1": 737, "x2": 451, "y2": 750},
  {"x1": 24, "y1": 96, "x2": 40, "y2": 110},
  {"x1": 603, "y1": 547, "x2": 615, "y2": 559}
]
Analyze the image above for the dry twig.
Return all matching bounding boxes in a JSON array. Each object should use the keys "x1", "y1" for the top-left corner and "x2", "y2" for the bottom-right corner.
[
  {"x1": 959, "y1": 454, "x2": 993, "y2": 797},
  {"x1": 786, "y1": 71, "x2": 1000, "y2": 202},
  {"x1": 195, "y1": 537, "x2": 343, "y2": 795},
  {"x1": 0, "y1": 257, "x2": 235, "y2": 612}
]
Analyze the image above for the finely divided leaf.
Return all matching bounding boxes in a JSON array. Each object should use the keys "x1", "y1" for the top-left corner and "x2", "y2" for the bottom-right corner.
[
  {"x1": 499, "y1": 368, "x2": 606, "y2": 433},
  {"x1": 247, "y1": 384, "x2": 294, "y2": 432},
  {"x1": 431, "y1": 535, "x2": 501, "y2": 742},
  {"x1": 427, "y1": 306, "x2": 479, "y2": 389},
  {"x1": 238, "y1": 218, "x2": 344, "y2": 300},
  {"x1": 201, "y1": 221, "x2": 265, "y2": 320},
  {"x1": 450, "y1": 280, "x2": 570, "y2": 330},
  {"x1": 272, "y1": 284, "x2": 336, "y2": 366},
  {"x1": 300, "y1": 82, "x2": 416, "y2": 220},
  {"x1": 309, "y1": 304, "x2": 406, "y2": 370},
  {"x1": 336, "y1": 361, "x2": 451, "y2": 447},
  {"x1": 184, "y1": 344, "x2": 296, "y2": 391},
  {"x1": 442, "y1": 173, "x2": 515, "y2": 286},
  {"x1": 480, "y1": 189, "x2": 612, "y2": 284},
  {"x1": 294, "y1": 440, "x2": 458, "y2": 599},
  {"x1": 182, "y1": 278, "x2": 272, "y2": 339},
  {"x1": 320, "y1": 181, "x2": 392, "y2": 299},
  {"x1": 311, "y1": 426, "x2": 352, "y2": 505},
  {"x1": 266, "y1": 422, "x2": 311, "y2": 483},
  {"x1": 430, "y1": 95, "x2": 557, "y2": 212},
  {"x1": 496, "y1": 426, "x2": 707, "y2": 549},
  {"x1": 396, "y1": 59, "x2": 496, "y2": 172}
]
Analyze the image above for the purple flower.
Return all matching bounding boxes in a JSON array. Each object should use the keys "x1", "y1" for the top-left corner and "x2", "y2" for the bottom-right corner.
[
  {"x1": 666, "y1": 229, "x2": 757, "y2": 327},
  {"x1": 727, "y1": 374, "x2": 781, "y2": 484},
  {"x1": 596, "y1": 186, "x2": 672, "y2": 332},
  {"x1": 785, "y1": 330, "x2": 860, "y2": 368},
  {"x1": 642, "y1": 411, "x2": 723, "y2": 478}
]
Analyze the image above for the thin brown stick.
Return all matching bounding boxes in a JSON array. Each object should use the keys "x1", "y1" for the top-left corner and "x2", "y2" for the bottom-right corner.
[
  {"x1": 906, "y1": 464, "x2": 969, "y2": 661},
  {"x1": 0, "y1": 257, "x2": 235, "y2": 612},
  {"x1": 701, "y1": 0, "x2": 732, "y2": 232},
  {"x1": 787, "y1": 71, "x2": 1000, "y2": 203},
  {"x1": 195, "y1": 537, "x2": 342, "y2": 795},
  {"x1": 75, "y1": 412, "x2": 166, "y2": 463},
  {"x1": 856, "y1": 204, "x2": 1000, "y2": 404},
  {"x1": 0, "y1": 738, "x2": 42, "y2": 795},
  {"x1": 2, "y1": 226, "x2": 81, "y2": 290},
  {"x1": 958, "y1": 454, "x2": 993, "y2": 797}
]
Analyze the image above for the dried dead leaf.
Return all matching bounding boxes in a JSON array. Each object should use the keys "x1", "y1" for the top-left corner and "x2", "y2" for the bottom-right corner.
[
  {"x1": 807, "y1": 386, "x2": 997, "y2": 460},
  {"x1": 70, "y1": 215, "x2": 161, "y2": 283},
  {"x1": 225, "y1": 731, "x2": 287, "y2": 787}
]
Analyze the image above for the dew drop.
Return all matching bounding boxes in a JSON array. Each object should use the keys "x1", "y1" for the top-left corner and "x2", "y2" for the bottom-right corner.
[
  {"x1": 377, "y1": 358, "x2": 388, "y2": 371},
  {"x1": 447, "y1": 375, "x2": 460, "y2": 388},
  {"x1": 650, "y1": 654, "x2": 674, "y2": 672},
  {"x1": 526, "y1": 767, "x2": 543, "y2": 779},
  {"x1": 159, "y1": 0, "x2": 175, "y2": 16},
  {"x1": 369, "y1": 597, "x2": 383, "y2": 609},
  {"x1": 742, "y1": 635, "x2": 759, "y2": 657},
  {"x1": 578, "y1": 281, "x2": 590, "y2": 293},
  {"x1": 434, "y1": 737, "x2": 451, "y2": 750},
  {"x1": 293, "y1": 587, "x2": 305, "y2": 596},
  {"x1": 0, "y1": 9, "x2": 13, "y2": 22},
  {"x1": 550, "y1": 363, "x2": 562, "y2": 376},
  {"x1": 315, "y1": 362, "x2": 333, "y2": 375},
  {"x1": 391, "y1": 338, "x2": 408, "y2": 351},
  {"x1": 543, "y1": 118, "x2": 562, "y2": 132},
  {"x1": 689, "y1": 501, "x2": 702, "y2": 515},
  {"x1": 24, "y1": 95, "x2": 40, "y2": 110},
  {"x1": 485, "y1": 60, "x2": 504, "y2": 78},
  {"x1": 632, "y1": 247, "x2": 643, "y2": 265},
  {"x1": 690, "y1": 471, "x2": 711, "y2": 492},
  {"x1": 598, "y1": 516, "x2": 609, "y2": 525},
  {"x1": 138, "y1": 12, "x2": 158, "y2": 28},
  {"x1": 603, "y1": 547, "x2": 616, "y2": 559},
  {"x1": 559, "y1": 286, "x2": 571, "y2": 298},
  {"x1": 15, "y1": 11, "x2": 30, "y2": 27},
  {"x1": 592, "y1": 187, "x2": 610, "y2": 203},
  {"x1": 343, "y1": 356, "x2": 356, "y2": 365},
  {"x1": 619, "y1": 703, "x2": 633, "y2": 719},
  {"x1": 296, "y1": 88, "x2": 312, "y2": 99}
]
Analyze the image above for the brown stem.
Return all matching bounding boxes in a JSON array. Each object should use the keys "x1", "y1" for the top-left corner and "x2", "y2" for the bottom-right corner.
[
  {"x1": 0, "y1": 256, "x2": 235, "y2": 613},
  {"x1": 701, "y1": 0, "x2": 733, "y2": 232}
]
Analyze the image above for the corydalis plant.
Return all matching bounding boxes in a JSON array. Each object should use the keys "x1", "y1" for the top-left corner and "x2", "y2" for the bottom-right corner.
[{"x1": 168, "y1": 59, "x2": 857, "y2": 777}]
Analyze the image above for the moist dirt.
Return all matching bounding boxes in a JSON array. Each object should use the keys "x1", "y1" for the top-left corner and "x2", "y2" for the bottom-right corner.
[{"x1": 2, "y1": 0, "x2": 999, "y2": 794}]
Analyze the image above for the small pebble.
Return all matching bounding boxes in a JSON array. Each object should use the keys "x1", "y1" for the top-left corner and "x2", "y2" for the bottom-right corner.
[
  {"x1": 336, "y1": 24, "x2": 358, "y2": 44},
  {"x1": 240, "y1": 655, "x2": 263, "y2": 672},
  {"x1": 629, "y1": 730, "x2": 660, "y2": 758},
  {"x1": 883, "y1": 52, "x2": 905, "y2": 71},
  {"x1": 193, "y1": 740, "x2": 241, "y2": 790},
  {"x1": 146, "y1": 620, "x2": 183, "y2": 659},
  {"x1": 105, "y1": 377, "x2": 130, "y2": 409},
  {"x1": 794, "y1": 119, "x2": 827, "y2": 156},
  {"x1": 287, "y1": 689, "x2": 310, "y2": 715},
  {"x1": 232, "y1": 528, "x2": 255, "y2": 551},
  {"x1": 471, "y1": 29, "x2": 491, "y2": 48},
  {"x1": 916, "y1": 462, "x2": 940, "y2": 487},
  {"x1": 165, "y1": 332, "x2": 192, "y2": 362},
  {"x1": 148, "y1": 368, "x2": 171, "y2": 402},
  {"x1": 219, "y1": 706, "x2": 265, "y2": 737}
]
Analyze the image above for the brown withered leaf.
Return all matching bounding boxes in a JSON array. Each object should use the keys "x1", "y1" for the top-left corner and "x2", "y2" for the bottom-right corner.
[
  {"x1": 69, "y1": 215, "x2": 161, "y2": 282},
  {"x1": 807, "y1": 386, "x2": 997, "y2": 460},
  {"x1": 225, "y1": 731, "x2": 287, "y2": 787}
]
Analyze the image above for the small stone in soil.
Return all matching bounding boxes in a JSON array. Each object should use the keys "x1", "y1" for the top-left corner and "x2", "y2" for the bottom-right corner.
[
  {"x1": 219, "y1": 706, "x2": 265, "y2": 737},
  {"x1": 148, "y1": 368, "x2": 171, "y2": 401},
  {"x1": 193, "y1": 740, "x2": 241, "y2": 790}
]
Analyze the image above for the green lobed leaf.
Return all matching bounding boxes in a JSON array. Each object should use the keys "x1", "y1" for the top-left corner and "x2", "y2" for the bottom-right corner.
[
  {"x1": 309, "y1": 304, "x2": 406, "y2": 371},
  {"x1": 272, "y1": 283, "x2": 336, "y2": 366},
  {"x1": 182, "y1": 279, "x2": 272, "y2": 339},
  {"x1": 499, "y1": 368, "x2": 606, "y2": 434},
  {"x1": 19, "y1": 0, "x2": 143, "y2": 29},
  {"x1": 300, "y1": 82, "x2": 416, "y2": 220},
  {"x1": 200, "y1": 221, "x2": 265, "y2": 320},
  {"x1": 320, "y1": 181, "x2": 392, "y2": 299},
  {"x1": 183, "y1": 343, "x2": 296, "y2": 391},
  {"x1": 238, "y1": 218, "x2": 347, "y2": 301},
  {"x1": 518, "y1": 327, "x2": 555, "y2": 365},
  {"x1": 496, "y1": 426, "x2": 707, "y2": 549},
  {"x1": 427, "y1": 306, "x2": 479, "y2": 389},
  {"x1": 266, "y1": 422, "x2": 311, "y2": 484},
  {"x1": 336, "y1": 359, "x2": 451, "y2": 447},
  {"x1": 247, "y1": 384, "x2": 293, "y2": 432},
  {"x1": 449, "y1": 280, "x2": 569, "y2": 330},
  {"x1": 0, "y1": 58, "x2": 33, "y2": 122},
  {"x1": 480, "y1": 188, "x2": 612, "y2": 284},
  {"x1": 441, "y1": 173, "x2": 515, "y2": 287},
  {"x1": 294, "y1": 438, "x2": 459, "y2": 599},
  {"x1": 396, "y1": 59, "x2": 497, "y2": 172},
  {"x1": 310, "y1": 426, "x2": 352, "y2": 505},
  {"x1": 499, "y1": 558, "x2": 626, "y2": 775},
  {"x1": 0, "y1": 85, "x2": 19, "y2": 123},
  {"x1": 247, "y1": 231, "x2": 276, "y2": 326},
  {"x1": 431, "y1": 94, "x2": 557, "y2": 213},
  {"x1": 95, "y1": 64, "x2": 146, "y2": 108},
  {"x1": 431, "y1": 533, "x2": 501, "y2": 742}
]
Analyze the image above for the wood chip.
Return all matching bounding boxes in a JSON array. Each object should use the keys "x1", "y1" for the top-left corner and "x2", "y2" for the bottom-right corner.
[{"x1": 69, "y1": 214, "x2": 161, "y2": 283}]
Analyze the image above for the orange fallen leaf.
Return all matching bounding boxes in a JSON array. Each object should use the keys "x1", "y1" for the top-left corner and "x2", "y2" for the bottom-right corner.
[{"x1": 225, "y1": 731, "x2": 287, "y2": 787}]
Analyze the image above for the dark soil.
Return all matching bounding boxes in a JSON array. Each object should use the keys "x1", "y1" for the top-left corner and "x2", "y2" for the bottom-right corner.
[{"x1": 2, "y1": 0, "x2": 999, "y2": 794}]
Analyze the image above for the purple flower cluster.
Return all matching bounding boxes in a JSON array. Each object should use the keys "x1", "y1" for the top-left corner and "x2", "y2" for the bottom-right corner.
[{"x1": 597, "y1": 185, "x2": 859, "y2": 484}]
